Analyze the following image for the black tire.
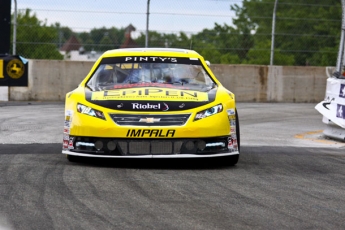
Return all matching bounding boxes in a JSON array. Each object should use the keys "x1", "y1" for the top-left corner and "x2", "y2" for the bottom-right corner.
[
  {"x1": 235, "y1": 108, "x2": 240, "y2": 152},
  {"x1": 217, "y1": 154, "x2": 239, "y2": 166},
  {"x1": 228, "y1": 154, "x2": 239, "y2": 165},
  {"x1": 219, "y1": 109, "x2": 240, "y2": 166},
  {"x1": 66, "y1": 154, "x2": 80, "y2": 162}
]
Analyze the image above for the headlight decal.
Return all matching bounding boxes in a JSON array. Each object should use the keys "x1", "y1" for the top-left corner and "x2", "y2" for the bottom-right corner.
[
  {"x1": 77, "y1": 103, "x2": 106, "y2": 120},
  {"x1": 194, "y1": 104, "x2": 223, "y2": 121}
]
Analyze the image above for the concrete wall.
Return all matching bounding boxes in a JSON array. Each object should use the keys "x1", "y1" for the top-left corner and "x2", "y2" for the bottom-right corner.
[
  {"x1": 8, "y1": 60, "x2": 328, "y2": 102},
  {"x1": 10, "y1": 60, "x2": 94, "y2": 101},
  {"x1": 211, "y1": 64, "x2": 326, "y2": 102}
]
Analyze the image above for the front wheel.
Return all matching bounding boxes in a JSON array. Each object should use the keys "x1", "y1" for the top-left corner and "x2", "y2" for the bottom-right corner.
[
  {"x1": 219, "y1": 109, "x2": 240, "y2": 166},
  {"x1": 66, "y1": 154, "x2": 80, "y2": 162},
  {"x1": 235, "y1": 108, "x2": 240, "y2": 152},
  {"x1": 217, "y1": 154, "x2": 239, "y2": 166}
]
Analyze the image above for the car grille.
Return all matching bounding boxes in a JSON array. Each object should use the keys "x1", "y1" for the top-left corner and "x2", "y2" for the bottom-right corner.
[
  {"x1": 118, "y1": 140, "x2": 183, "y2": 155},
  {"x1": 109, "y1": 114, "x2": 191, "y2": 126}
]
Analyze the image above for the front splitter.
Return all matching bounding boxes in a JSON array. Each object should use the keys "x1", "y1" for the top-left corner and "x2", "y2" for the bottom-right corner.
[{"x1": 62, "y1": 150, "x2": 239, "y2": 158}]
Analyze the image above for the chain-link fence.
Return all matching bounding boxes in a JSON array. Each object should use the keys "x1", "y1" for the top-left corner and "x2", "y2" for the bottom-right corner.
[{"x1": 11, "y1": 0, "x2": 342, "y2": 66}]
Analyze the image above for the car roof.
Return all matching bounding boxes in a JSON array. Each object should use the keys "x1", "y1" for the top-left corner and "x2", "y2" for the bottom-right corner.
[{"x1": 101, "y1": 48, "x2": 202, "y2": 58}]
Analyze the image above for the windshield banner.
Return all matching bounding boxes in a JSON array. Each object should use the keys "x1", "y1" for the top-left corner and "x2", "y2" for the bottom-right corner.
[
  {"x1": 100, "y1": 56, "x2": 201, "y2": 65},
  {"x1": 91, "y1": 88, "x2": 209, "y2": 102}
]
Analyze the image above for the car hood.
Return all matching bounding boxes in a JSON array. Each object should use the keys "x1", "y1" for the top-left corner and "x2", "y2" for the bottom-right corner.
[{"x1": 85, "y1": 87, "x2": 217, "y2": 111}]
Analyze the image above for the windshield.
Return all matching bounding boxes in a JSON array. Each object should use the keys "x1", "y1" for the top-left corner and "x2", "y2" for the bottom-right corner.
[{"x1": 86, "y1": 57, "x2": 216, "y2": 92}]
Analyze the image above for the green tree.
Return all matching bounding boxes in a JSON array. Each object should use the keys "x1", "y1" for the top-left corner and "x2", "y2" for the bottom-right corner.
[
  {"x1": 230, "y1": 0, "x2": 341, "y2": 66},
  {"x1": 135, "y1": 31, "x2": 192, "y2": 49},
  {"x1": 83, "y1": 38, "x2": 96, "y2": 52},
  {"x1": 135, "y1": 31, "x2": 166, "y2": 47},
  {"x1": 196, "y1": 43, "x2": 222, "y2": 64},
  {"x1": 192, "y1": 23, "x2": 253, "y2": 64},
  {"x1": 54, "y1": 23, "x2": 73, "y2": 49},
  {"x1": 87, "y1": 27, "x2": 125, "y2": 51},
  {"x1": 106, "y1": 27, "x2": 125, "y2": 48},
  {"x1": 99, "y1": 34, "x2": 114, "y2": 51},
  {"x1": 13, "y1": 9, "x2": 63, "y2": 59}
]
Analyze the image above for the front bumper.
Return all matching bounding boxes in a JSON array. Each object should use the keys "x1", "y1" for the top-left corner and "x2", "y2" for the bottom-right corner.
[{"x1": 62, "y1": 136, "x2": 239, "y2": 158}]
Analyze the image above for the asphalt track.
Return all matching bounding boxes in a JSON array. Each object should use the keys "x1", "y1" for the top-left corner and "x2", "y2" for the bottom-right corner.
[{"x1": 0, "y1": 102, "x2": 344, "y2": 230}]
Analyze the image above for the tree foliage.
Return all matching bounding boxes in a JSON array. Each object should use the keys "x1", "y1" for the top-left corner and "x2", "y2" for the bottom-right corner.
[
  {"x1": 12, "y1": 2, "x2": 342, "y2": 65},
  {"x1": 78, "y1": 27, "x2": 125, "y2": 51},
  {"x1": 230, "y1": 0, "x2": 341, "y2": 66},
  {"x1": 13, "y1": 9, "x2": 63, "y2": 59}
]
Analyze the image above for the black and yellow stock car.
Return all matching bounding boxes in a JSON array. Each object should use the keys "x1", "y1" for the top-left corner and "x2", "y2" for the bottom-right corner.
[{"x1": 63, "y1": 48, "x2": 240, "y2": 165}]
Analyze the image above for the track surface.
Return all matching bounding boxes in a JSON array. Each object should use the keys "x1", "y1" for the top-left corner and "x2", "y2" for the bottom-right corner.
[{"x1": 0, "y1": 102, "x2": 344, "y2": 229}]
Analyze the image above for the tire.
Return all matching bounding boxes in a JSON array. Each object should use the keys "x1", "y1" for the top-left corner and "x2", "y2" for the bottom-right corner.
[
  {"x1": 217, "y1": 154, "x2": 239, "y2": 166},
  {"x1": 219, "y1": 109, "x2": 240, "y2": 166},
  {"x1": 235, "y1": 108, "x2": 240, "y2": 152},
  {"x1": 66, "y1": 154, "x2": 80, "y2": 162}
]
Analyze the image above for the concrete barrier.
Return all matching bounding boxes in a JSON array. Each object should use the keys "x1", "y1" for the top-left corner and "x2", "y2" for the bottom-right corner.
[
  {"x1": 9, "y1": 60, "x2": 94, "y2": 101},
  {"x1": 211, "y1": 65, "x2": 326, "y2": 102},
  {"x1": 7, "y1": 59, "x2": 327, "y2": 102}
]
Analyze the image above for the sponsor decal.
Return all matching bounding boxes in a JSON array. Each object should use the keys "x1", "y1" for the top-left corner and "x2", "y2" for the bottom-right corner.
[
  {"x1": 162, "y1": 103, "x2": 169, "y2": 111},
  {"x1": 68, "y1": 137, "x2": 74, "y2": 149},
  {"x1": 117, "y1": 103, "x2": 123, "y2": 108},
  {"x1": 64, "y1": 110, "x2": 73, "y2": 130},
  {"x1": 130, "y1": 102, "x2": 169, "y2": 111},
  {"x1": 228, "y1": 115, "x2": 236, "y2": 120},
  {"x1": 64, "y1": 121, "x2": 71, "y2": 128},
  {"x1": 63, "y1": 140, "x2": 69, "y2": 149},
  {"x1": 228, "y1": 111, "x2": 236, "y2": 122},
  {"x1": 63, "y1": 133, "x2": 70, "y2": 140},
  {"x1": 125, "y1": 57, "x2": 177, "y2": 63},
  {"x1": 132, "y1": 102, "x2": 161, "y2": 110},
  {"x1": 233, "y1": 139, "x2": 238, "y2": 149},
  {"x1": 100, "y1": 56, "x2": 201, "y2": 65},
  {"x1": 227, "y1": 109, "x2": 235, "y2": 116},
  {"x1": 65, "y1": 110, "x2": 73, "y2": 117},
  {"x1": 126, "y1": 129, "x2": 175, "y2": 137},
  {"x1": 228, "y1": 136, "x2": 238, "y2": 151},
  {"x1": 227, "y1": 137, "x2": 233, "y2": 150},
  {"x1": 232, "y1": 134, "x2": 238, "y2": 150},
  {"x1": 179, "y1": 103, "x2": 185, "y2": 108},
  {"x1": 91, "y1": 88, "x2": 209, "y2": 102},
  {"x1": 340, "y1": 84, "x2": 345, "y2": 98},
  {"x1": 230, "y1": 127, "x2": 236, "y2": 133},
  {"x1": 336, "y1": 104, "x2": 345, "y2": 119},
  {"x1": 322, "y1": 97, "x2": 335, "y2": 110}
]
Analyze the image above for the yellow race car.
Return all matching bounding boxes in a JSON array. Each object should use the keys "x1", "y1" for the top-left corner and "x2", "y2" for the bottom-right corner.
[{"x1": 62, "y1": 48, "x2": 240, "y2": 165}]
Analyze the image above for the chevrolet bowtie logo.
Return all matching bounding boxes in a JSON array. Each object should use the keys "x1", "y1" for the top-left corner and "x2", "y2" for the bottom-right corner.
[{"x1": 139, "y1": 117, "x2": 161, "y2": 123}]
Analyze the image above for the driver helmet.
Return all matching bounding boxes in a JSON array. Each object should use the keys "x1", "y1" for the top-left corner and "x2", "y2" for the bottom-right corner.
[{"x1": 97, "y1": 69, "x2": 113, "y2": 85}]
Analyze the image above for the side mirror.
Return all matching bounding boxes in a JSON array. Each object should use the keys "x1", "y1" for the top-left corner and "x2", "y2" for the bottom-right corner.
[{"x1": 205, "y1": 60, "x2": 211, "y2": 67}]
